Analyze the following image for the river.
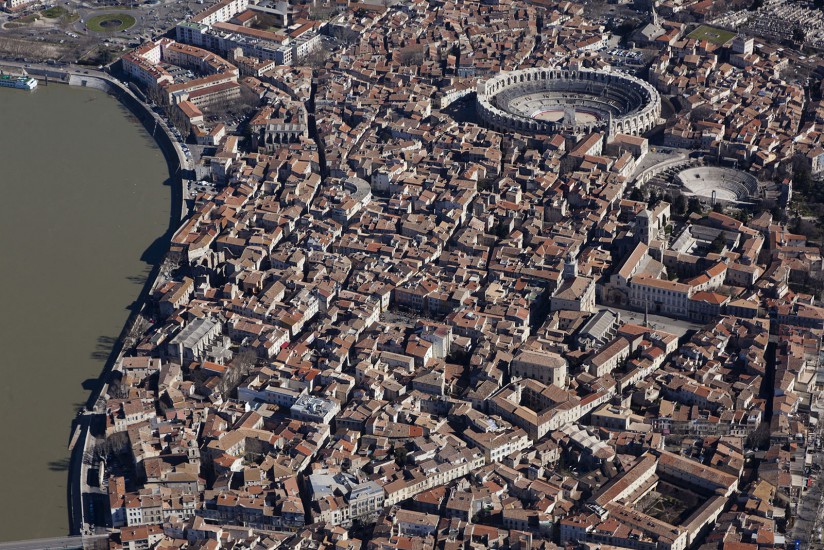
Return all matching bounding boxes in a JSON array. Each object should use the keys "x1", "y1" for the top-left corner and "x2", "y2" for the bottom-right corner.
[{"x1": 0, "y1": 83, "x2": 171, "y2": 540}]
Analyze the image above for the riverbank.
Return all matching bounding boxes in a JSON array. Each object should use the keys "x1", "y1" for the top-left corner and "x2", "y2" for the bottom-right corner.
[{"x1": 0, "y1": 59, "x2": 191, "y2": 539}]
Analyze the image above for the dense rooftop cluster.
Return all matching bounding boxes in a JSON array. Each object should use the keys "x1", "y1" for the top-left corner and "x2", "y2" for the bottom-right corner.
[
  {"x1": 96, "y1": 0, "x2": 824, "y2": 548},
  {"x1": 651, "y1": 35, "x2": 816, "y2": 174}
]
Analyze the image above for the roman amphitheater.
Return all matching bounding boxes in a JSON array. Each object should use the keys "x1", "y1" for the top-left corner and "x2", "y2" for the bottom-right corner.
[{"x1": 476, "y1": 68, "x2": 661, "y2": 138}]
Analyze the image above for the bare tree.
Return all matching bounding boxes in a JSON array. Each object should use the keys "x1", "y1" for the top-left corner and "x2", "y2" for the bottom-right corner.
[
  {"x1": 108, "y1": 379, "x2": 130, "y2": 400},
  {"x1": 95, "y1": 431, "x2": 131, "y2": 460},
  {"x1": 0, "y1": 36, "x2": 60, "y2": 61},
  {"x1": 303, "y1": 44, "x2": 331, "y2": 70},
  {"x1": 309, "y1": 4, "x2": 338, "y2": 20},
  {"x1": 254, "y1": 12, "x2": 279, "y2": 29},
  {"x1": 83, "y1": 448, "x2": 97, "y2": 466},
  {"x1": 144, "y1": 84, "x2": 167, "y2": 107},
  {"x1": 216, "y1": 349, "x2": 258, "y2": 397},
  {"x1": 167, "y1": 103, "x2": 192, "y2": 136},
  {"x1": 159, "y1": 254, "x2": 181, "y2": 281},
  {"x1": 203, "y1": 85, "x2": 259, "y2": 121},
  {"x1": 395, "y1": 44, "x2": 425, "y2": 66},
  {"x1": 127, "y1": 314, "x2": 150, "y2": 341}
]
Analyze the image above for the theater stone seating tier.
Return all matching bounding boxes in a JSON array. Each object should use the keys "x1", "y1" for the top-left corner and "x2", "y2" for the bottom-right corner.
[{"x1": 675, "y1": 167, "x2": 759, "y2": 205}]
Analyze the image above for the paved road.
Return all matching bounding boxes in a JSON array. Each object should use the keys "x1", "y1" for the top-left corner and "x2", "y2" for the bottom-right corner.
[{"x1": 0, "y1": 535, "x2": 107, "y2": 550}]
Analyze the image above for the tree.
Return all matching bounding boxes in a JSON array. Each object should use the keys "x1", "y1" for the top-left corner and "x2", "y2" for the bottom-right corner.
[
  {"x1": 690, "y1": 105, "x2": 717, "y2": 122},
  {"x1": 216, "y1": 349, "x2": 258, "y2": 397},
  {"x1": 159, "y1": 254, "x2": 180, "y2": 281},
  {"x1": 255, "y1": 12, "x2": 279, "y2": 29},
  {"x1": 166, "y1": 103, "x2": 191, "y2": 137},
  {"x1": 712, "y1": 201, "x2": 724, "y2": 214},
  {"x1": 687, "y1": 197, "x2": 703, "y2": 215},
  {"x1": 108, "y1": 380, "x2": 130, "y2": 400},
  {"x1": 710, "y1": 231, "x2": 727, "y2": 254},
  {"x1": 144, "y1": 84, "x2": 166, "y2": 107},
  {"x1": 204, "y1": 84, "x2": 259, "y2": 121},
  {"x1": 793, "y1": 26, "x2": 806, "y2": 44},
  {"x1": 96, "y1": 431, "x2": 130, "y2": 460},
  {"x1": 789, "y1": 215, "x2": 802, "y2": 235},
  {"x1": 395, "y1": 44, "x2": 425, "y2": 66},
  {"x1": 83, "y1": 448, "x2": 97, "y2": 466},
  {"x1": 771, "y1": 204, "x2": 789, "y2": 223},
  {"x1": 629, "y1": 187, "x2": 645, "y2": 202},
  {"x1": 376, "y1": 127, "x2": 393, "y2": 143},
  {"x1": 559, "y1": 155, "x2": 581, "y2": 175},
  {"x1": 88, "y1": 47, "x2": 119, "y2": 67},
  {"x1": 793, "y1": 158, "x2": 813, "y2": 195},
  {"x1": 394, "y1": 446, "x2": 408, "y2": 467},
  {"x1": 673, "y1": 194, "x2": 687, "y2": 216},
  {"x1": 477, "y1": 177, "x2": 495, "y2": 192},
  {"x1": 304, "y1": 44, "x2": 331, "y2": 70},
  {"x1": 607, "y1": 18, "x2": 640, "y2": 39}
]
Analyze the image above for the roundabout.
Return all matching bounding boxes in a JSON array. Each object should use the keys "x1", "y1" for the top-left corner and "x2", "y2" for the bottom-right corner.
[
  {"x1": 85, "y1": 13, "x2": 136, "y2": 33},
  {"x1": 476, "y1": 68, "x2": 661, "y2": 138}
]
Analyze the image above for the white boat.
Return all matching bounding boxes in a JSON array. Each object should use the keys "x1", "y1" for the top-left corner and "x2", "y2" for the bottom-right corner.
[{"x1": 0, "y1": 74, "x2": 38, "y2": 90}]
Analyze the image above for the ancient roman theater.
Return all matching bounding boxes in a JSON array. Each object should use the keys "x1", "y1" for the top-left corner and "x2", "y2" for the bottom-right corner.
[
  {"x1": 476, "y1": 68, "x2": 661, "y2": 138},
  {"x1": 675, "y1": 167, "x2": 759, "y2": 205}
]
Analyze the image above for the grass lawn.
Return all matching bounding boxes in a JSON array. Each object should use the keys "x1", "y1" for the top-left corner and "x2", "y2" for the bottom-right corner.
[
  {"x1": 85, "y1": 13, "x2": 136, "y2": 32},
  {"x1": 687, "y1": 25, "x2": 737, "y2": 45},
  {"x1": 17, "y1": 13, "x2": 40, "y2": 23},
  {"x1": 41, "y1": 6, "x2": 68, "y2": 18}
]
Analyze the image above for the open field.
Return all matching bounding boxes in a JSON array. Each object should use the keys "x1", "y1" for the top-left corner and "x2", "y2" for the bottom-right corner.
[
  {"x1": 16, "y1": 13, "x2": 40, "y2": 24},
  {"x1": 41, "y1": 6, "x2": 69, "y2": 18},
  {"x1": 688, "y1": 25, "x2": 737, "y2": 45}
]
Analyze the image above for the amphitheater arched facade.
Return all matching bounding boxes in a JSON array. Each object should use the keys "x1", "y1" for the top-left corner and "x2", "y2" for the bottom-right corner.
[{"x1": 476, "y1": 68, "x2": 661, "y2": 139}]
